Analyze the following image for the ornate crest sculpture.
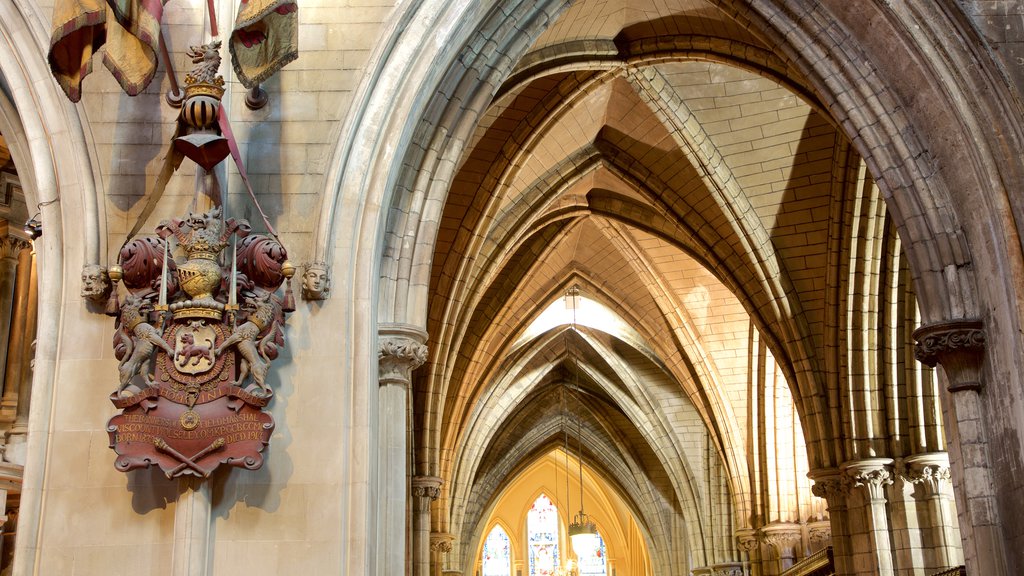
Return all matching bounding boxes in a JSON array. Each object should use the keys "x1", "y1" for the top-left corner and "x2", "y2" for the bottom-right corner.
[{"x1": 106, "y1": 208, "x2": 295, "y2": 478}]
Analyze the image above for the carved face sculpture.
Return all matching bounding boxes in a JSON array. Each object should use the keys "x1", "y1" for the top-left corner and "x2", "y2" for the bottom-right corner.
[
  {"x1": 302, "y1": 264, "x2": 329, "y2": 300},
  {"x1": 81, "y1": 264, "x2": 111, "y2": 302}
]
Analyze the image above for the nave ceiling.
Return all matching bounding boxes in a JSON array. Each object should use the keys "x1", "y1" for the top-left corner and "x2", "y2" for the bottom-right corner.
[{"x1": 408, "y1": 0, "x2": 926, "y2": 570}]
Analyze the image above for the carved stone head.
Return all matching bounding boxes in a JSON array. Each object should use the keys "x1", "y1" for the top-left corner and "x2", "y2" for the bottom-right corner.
[
  {"x1": 81, "y1": 264, "x2": 111, "y2": 303},
  {"x1": 302, "y1": 262, "x2": 330, "y2": 300}
]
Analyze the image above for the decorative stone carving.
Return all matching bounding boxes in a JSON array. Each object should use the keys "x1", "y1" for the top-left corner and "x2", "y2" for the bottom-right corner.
[
  {"x1": 430, "y1": 532, "x2": 454, "y2": 554},
  {"x1": 843, "y1": 458, "x2": 894, "y2": 502},
  {"x1": 809, "y1": 468, "x2": 850, "y2": 511},
  {"x1": 412, "y1": 475, "x2": 443, "y2": 500},
  {"x1": 760, "y1": 522, "x2": 802, "y2": 550},
  {"x1": 735, "y1": 527, "x2": 759, "y2": 552},
  {"x1": 107, "y1": 207, "x2": 294, "y2": 479},
  {"x1": 807, "y1": 520, "x2": 832, "y2": 544},
  {"x1": 913, "y1": 319, "x2": 985, "y2": 392},
  {"x1": 81, "y1": 264, "x2": 112, "y2": 303},
  {"x1": 711, "y1": 562, "x2": 745, "y2": 576},
  {"x1": 301, "y1": 261, "x2": 330, "y2": 300},
  {"x1": 0, "y1": 236, "x2": 28, "y2": 260},
  {"x1": 899, "y1": 453, "x2": 952, "y2": 497},
  {"x1": 379, "y1": 333, "x2": 428, "y2": 387}
]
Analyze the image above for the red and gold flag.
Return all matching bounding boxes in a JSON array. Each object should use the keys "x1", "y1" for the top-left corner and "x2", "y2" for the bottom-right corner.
[
  {"x1": 48, "y1": 0, "x2": 107, "y2": 102},
  {"x1": 229, "y1": 0, "x2": 297, "y2": 88},
  {"x1": 103, "y1": 0, "x2": 165, "y2": 96},
  {"x1": 47, "y1": 0, "x2": 165, "y2": 102}
]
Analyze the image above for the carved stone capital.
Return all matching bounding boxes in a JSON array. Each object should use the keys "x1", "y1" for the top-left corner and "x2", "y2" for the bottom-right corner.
[
  {"x1": 735, "y1": 527, "x2": 759, "y2": 552},
  {"x1": 0, "y1": 236, "x2": 29, "y2": 260},
  {"x1": 378, "y1": 325, "x2": 428, "y2": 387},
  {"x1": 759, "y1": 522, "x2": 802, "y2": 551},
  {"x1": 807, "y1": 520, "x2": 832, "y2": 544},
  {"x1": 430, "y1": 531, "x2": 454, "y2": 553},
  {"x1": 808, "y1": 468, "x2": 850, "y2": 509},
  {"x1": 412, "y1": 475, "x2": 443, "y2": 501},
  {"x1": 842, "y1": 458, "x2": 894, "y2": 502},
  {"x1": 913, "y1": 319, "x2": 985, "y2": 392},
  {"x1": 898, "y1": 452, "x2": 951, "y2": 497}
]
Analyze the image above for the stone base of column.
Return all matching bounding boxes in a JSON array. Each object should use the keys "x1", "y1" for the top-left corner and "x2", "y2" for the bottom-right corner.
[{"x1": 3, "y1": 431, "x2": 25, "y2": 466}]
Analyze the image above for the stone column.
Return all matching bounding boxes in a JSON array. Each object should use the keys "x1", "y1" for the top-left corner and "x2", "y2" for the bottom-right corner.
[
  {"x1": 735, "y1": 528, "x2": 761, "y2": 576},
  {"x1": 378, "y1": 325, "x2": 428, "y2": 576},
  {"x1": 0, "y1": 241, "x2": 29, "y2": 412},
  {"x1": 411, "y1": 476, "x2": 442, "y2": 576},
  {"x1": 0, "y1": 236, "x2": 26, "y2": 405},
  {"x1": 913, "y1": 320, "x2": 1007, "y2": 576},
  {"x1": 810, "y1": 469, "x2": 852, "y2": 576},
  {"x1": 5, "y1": 249, "x2": 34, "y2": 465},
  {"x1": 900, "y1": 453, "x2": 961, "y2": 571},
  {"x1": 760, "y1": 522, "x2": 802, "y2": 573},
  {"x1": 430, "y1": 531, "x2": 454, "y2": 576},
  {"x1": 842, "y1": 458, "x2": 894, "y2": 576},
  {"x1": 171, "y1": 478, "x2": 212, "y2": 576}
]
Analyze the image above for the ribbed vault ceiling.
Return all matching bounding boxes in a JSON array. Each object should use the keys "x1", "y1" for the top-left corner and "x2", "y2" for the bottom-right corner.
[{"x1": 417, "y1": 0, "x2": 861, "y2": 569}]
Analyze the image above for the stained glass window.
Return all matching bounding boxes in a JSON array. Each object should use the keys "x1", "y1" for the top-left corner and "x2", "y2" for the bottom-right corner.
[
  {"x1": 482, "y1": 524, "x2": 512, "y2": 576},
  {"x1": 527, "y1": 494, "x2": 559, "y2": 576},
  {"x1": 577, "y1": 531, "x2": 607, "y2": 576}
]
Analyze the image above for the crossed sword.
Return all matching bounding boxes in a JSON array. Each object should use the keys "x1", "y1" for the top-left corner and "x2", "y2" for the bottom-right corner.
[{"x1": 154, "y1": 437, "x2": 226, "y2": 478}]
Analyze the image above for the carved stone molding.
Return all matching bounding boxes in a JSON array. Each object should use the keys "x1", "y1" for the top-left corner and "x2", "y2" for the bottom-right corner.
[
  {"x1": 412, "y1": 475, "x2": 443, "y2": 500},
  {"x1": 842, "y1": 458, "x2": 894, "y2": 502},
  {"x1": 711, "y1": 562, "x2": 745, "y2": 576},
  {"x1": 759, "y1": 522, "x2": 802, "y2": 551},
  {"x1": 735, "y1": 527, "x2": 759, "y2": 552},
  {"x1": 0, "y1": 236, "x2": 29, "y2": 260},
  {"x1": 913, "y1": 319, "x2": 985, "y2": 392},
  {"x1": 378, "y1": 324, "x2": 428, "y2": 387},
  {"x1": 430, "y1": 531, "x2": 454, "y2": 553},
  {"x1": 807, "y1": 520, "x2": 832, "y2": 544},
  {"x1": 899, "y1": 452, "x2": 951, "y2": 498}
]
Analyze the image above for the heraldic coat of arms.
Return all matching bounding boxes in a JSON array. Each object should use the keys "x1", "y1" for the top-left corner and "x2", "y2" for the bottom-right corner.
[{"x1": 105, "y1": 208, "x2": 295, "y2": 479}]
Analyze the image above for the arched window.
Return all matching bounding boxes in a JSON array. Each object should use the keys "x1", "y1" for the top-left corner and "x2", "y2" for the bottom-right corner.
[
  {"x1": 576, "y1": 530, "x2": 607, "y2": 576},
  {"x1": 482, "y1": 524, "x2": 512, "y2": 576},
  {"x1": 527, "y1": 494, "x2": 559, "y2": 576}
]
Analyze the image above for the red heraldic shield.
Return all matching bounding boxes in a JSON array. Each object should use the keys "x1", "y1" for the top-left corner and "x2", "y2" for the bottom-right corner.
[{"x1": 108, "y1": 322, "x2": 275, "y2": 478}]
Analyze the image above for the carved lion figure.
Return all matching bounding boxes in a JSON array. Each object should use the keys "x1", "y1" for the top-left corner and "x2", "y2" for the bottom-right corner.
[
  {"x1": 214, "y1": 296, "x2": 278, "y2": 396},
  {"x1": 114, "y1": 295, "x2": 174, "y2": 396}
]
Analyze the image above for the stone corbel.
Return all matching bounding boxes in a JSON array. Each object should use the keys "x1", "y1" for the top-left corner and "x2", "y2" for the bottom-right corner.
[
  {"x1": 711, "y1": 562, "x2": 745, "y2": 576},
  {"x1": 80, "y1": 263, "x2": 112, "y2": 304},
  {"x1": 808, "y1": 468, "x2": 851, "y2": 510},
  {"x1": 430, "y1": 532, "x2": 454, "y2": 554},
  {"x1": 735, "y1": 527, "x2": 759, "y2": 553},
  {"x1": 807, "y1": 520, "x2": 832, "y2": 544},
  {"x1": 759, "y1": 522, "x2": 802, "y2": 552},
  {"x1": 378, "y1": 325, "x2": 428, "y2": 387},
  {"x1": 913, "y1": 319, "x2": 985, "y2": 392},
  {"x1": 898, "y1": 452, "x2": 951, "y2": 498}
]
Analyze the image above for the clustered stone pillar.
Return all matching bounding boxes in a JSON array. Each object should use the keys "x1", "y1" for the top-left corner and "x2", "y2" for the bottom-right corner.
[
  {"x1": 734, "y1": 528, "x2": 760, "y2": 575},
  {"x1": 914, "y1": 319, "x2": 1007, "y2": 575},
  {"x1": 378, "y1": 325, "x2": 428, "y2": 576},
  {"x1": 411, "y1": 475, "x2": 441, "y2": 576}
]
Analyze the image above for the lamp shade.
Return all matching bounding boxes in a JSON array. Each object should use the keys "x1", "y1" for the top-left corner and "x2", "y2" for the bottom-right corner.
[{"x1": 569, "y1": 510, "x2": 598, "y2": 557}]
